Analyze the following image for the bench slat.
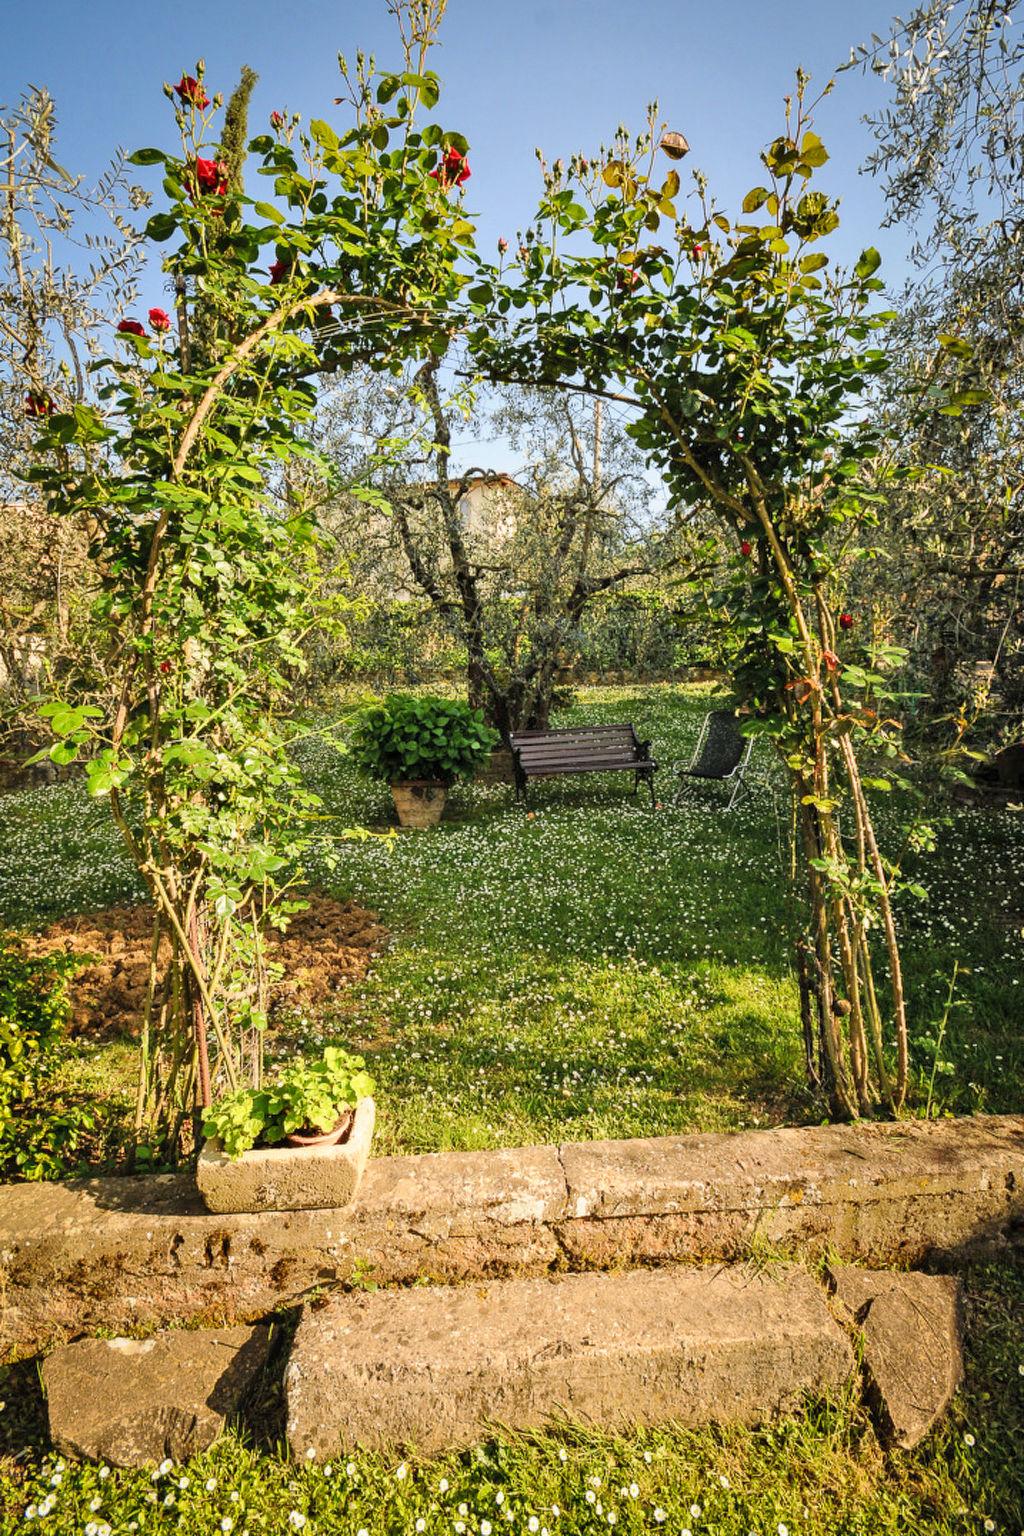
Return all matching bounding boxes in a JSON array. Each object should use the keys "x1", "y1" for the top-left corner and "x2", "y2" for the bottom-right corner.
[
  {"x1": 527, "y1": 761, "x2": 659, "y2": 778},
  {"x1": 513, "y1": 742, "x2": 644, "y2": 761},
  {"x1": 513, "y1": 726, "x2": 634, "y2": 738},
  {"x1": 512, "y1": 752, "x2": 647, "y2": 768}
]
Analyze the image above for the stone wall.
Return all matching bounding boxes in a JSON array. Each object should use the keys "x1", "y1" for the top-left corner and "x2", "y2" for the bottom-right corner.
[{"x1": 2, "y1": 1114, "x2": 1022, "y2": 1356}]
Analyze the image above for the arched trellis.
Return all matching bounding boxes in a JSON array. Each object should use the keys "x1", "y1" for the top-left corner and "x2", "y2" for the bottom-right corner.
[{"x1": 28, "y1": 14, "x2": 924, "y2": 1153}]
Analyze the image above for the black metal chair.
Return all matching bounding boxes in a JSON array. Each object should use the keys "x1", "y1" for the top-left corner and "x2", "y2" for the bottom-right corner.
[{"x1": 674, "y1": 708, "x2": 755, "y2": 810}]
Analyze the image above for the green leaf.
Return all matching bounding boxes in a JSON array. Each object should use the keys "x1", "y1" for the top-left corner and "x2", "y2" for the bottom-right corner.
[
  {"x1": 742, "y1": 187, "x2": 770, "y2": 213},
  {"x1": 309, "y1": 119, "x2": 340, "y2": 152},
  {"x1": 128, "y1": 148, "x2": 168, "y2": 166},
  {"x1": 854, "y1": 246, "x2": 881, "y2": 279},
  {"x1": 799, "y1": 252, "x2": 828, "y2": 273},
  {"x1": 253, "y1": 201, "x2": 284, "y2": 225},
  {"x1": 937, "y1": 332, "x2": 972, "y2": 359},
  {"x1": 144, "y1": 212, "x2": 178, "y2": 242},
  {"x1": 799, "y1": 130, "x2": 829, "y2": 167}
]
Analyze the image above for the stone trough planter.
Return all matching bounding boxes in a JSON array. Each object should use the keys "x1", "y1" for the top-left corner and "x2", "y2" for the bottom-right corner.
[{"x1": 196, "y1": 1097, "x2": 375, "y2": 1214}]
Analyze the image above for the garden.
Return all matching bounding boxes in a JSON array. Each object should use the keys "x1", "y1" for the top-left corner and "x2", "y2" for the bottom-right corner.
[{"x1": 1, "y1": 0, "x2": 1023, "y2": 1529}]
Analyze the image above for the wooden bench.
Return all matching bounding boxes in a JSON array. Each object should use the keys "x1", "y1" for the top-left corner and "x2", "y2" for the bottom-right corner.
[{"x1": 509, "y1": 723, "x2": 658, "y2": 807}]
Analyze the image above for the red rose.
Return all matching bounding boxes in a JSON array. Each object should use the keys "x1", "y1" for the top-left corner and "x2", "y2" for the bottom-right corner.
[
  {"x1": 174, "y1": 75, "x2": 209, "y2": 110},
  {"x1": 268, "y1": 259, "x2": 288, "y2": 285},
  {"x1": 117, "y1": 319, "x2": 147, "y2": 337},
  {"x1": 740, "y1": 540, "x2": 752, "y2": 557},
  {"x1": 24, "y1": 392, "x2": 55, "y2": 418},
  {"x1": 270, "y1": 110, "x2": 286, "y2": 130},
  {"x1": 193, "y1": 157, "x2": 228, "y2": 196},
  {"x1": 148, "y1": 307, "x2": 171, "y2": 333},
  {"x1": 430, "y1": 146, "x2": 470, "y2": 190},
  {"x1": 839, "y1": 612, "x2": 854, "y2": 631},
  {"x1": 159, "y1": 660, "x2": 173, "y2": 675}
]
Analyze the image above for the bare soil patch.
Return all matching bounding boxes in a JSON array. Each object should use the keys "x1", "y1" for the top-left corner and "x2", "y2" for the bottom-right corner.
[{"x1": 22, "y1": 895, "x2": 387, "y2": 1039}]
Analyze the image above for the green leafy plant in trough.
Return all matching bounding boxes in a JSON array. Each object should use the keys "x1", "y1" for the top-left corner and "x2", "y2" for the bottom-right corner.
[
  {"x1": 350, "y1": 694, "x2": 498, "y2": 786},
  {"x1": 202, "y1": 1046, "x2": 374, "y2": 1158}
]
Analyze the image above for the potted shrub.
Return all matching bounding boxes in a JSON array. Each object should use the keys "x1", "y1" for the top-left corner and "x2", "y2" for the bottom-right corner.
[
  {"x1": 196, "y1": 1047, "x2": 376, "y2": 1213},
  {"x1": 350, "y1": 694, "x2": 498, "y2": 828}
]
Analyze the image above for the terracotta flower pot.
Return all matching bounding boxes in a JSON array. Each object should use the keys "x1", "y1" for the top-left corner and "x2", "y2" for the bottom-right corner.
[
  {"x1": 391, "y1": 780, "x2": 447, "y2": 828},
  {"x1": 284, "y1": 1108, "x2": 355, "y2": 1149}
]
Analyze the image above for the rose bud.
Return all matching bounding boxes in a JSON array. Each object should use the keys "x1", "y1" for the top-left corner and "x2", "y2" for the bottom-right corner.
[
  {"x1": 616, "y1": 268, "x2": 641, "y2": 291},
  {"x1": 270, "y1": 110, "x2": 286, "y2": 129},
  {"x1": 174, "y1": 75, "x2": 210, "y2": 110},
  {"x1": 159, "y1": 660, "x2": 173, "y2": 675},
  {"x1": 839, "y1": 612, "x2": 854, "y2": 631},
  {"x1": 740, "y1": 540, "x2": 752, "y2": 557},
  {"x1": 497, "y1": 237, "x2": 509, "y2": 255},
  {"x1": 117, "y1": 319, "x2": 147, "y2": 337},
  {"x1": 24, "y1": 392, "x2": 55, "y2": 418},
  {"x1": 148, "y1": 308, "x2": 171, "y2": 333}
]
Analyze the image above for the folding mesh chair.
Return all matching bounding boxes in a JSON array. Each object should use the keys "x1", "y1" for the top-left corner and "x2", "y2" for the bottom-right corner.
[{"x1": 674, "y1": 708, "x2": 755, "y2": 810}]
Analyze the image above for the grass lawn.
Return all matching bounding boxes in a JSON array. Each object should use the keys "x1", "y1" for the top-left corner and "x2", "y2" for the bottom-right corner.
[
  {"x1": 2, "y1": 685, "x2": 1023, "y2": 1531},
  {"x1": 1, "y1": 684, "x2": 1021, "y2": 1161}
]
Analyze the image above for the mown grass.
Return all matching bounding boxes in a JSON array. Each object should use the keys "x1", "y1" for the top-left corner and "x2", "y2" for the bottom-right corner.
[
  {"x1": 1, "y1": 686, "x2": 1023, "y2": 1529},
  {"x1": 0, "y1": 685, "x2": 1022, "y2": 1160},
  {"x1": 1, "y1": 1254, "x2": 1022, "y2": 1534}
]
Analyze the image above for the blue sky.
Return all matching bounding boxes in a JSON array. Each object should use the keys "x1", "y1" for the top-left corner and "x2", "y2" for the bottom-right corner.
[{"x1": 4, "y1": 0, "x2": 913, "y2": 472}]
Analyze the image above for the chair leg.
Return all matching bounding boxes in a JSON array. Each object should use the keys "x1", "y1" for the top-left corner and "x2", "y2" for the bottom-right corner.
[{"x1": 727, "y1": 774, "x2": 752, "y2": 811}]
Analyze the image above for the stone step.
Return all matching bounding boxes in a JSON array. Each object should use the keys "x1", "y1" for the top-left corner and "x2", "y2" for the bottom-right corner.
[
  {"x1": 285, "y1": 1263, "x2": 854, "y2": 1456},
  {"x1": 43, "y1": 1325, "x2": 270, "y2": 1468},
  {"x1": 828, "y1": 1266, "x2": 963, "y2": 1449}
]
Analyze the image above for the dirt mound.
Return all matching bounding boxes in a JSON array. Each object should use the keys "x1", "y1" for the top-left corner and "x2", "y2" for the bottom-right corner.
[{"x1": 22, "y1": 895, "x2": 387, "y2": 1038}]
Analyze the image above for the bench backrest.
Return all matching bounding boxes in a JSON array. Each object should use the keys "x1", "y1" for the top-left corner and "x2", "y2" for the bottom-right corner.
[{"x1": 510, "y1": 723, "x2": 644, "y2": 770}]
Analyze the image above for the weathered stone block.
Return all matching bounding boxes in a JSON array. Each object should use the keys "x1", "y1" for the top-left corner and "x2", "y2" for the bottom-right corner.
[
  {"x1": 2, "y1": 1116, "x2": 1021, "y2": 1356},
  {"x1": 196, "y1": 1097, "x2": 375, "y2": 1214},
  {"x1": 285, "y1": 1263, "x2": 854, "y2": 1456},
  {"x1": 829, "y1": 1265, "x2": 964, "y2": 1448},
  {"x1": 43, "y1": 1324, "x2": 270, "y2": 1466}
]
